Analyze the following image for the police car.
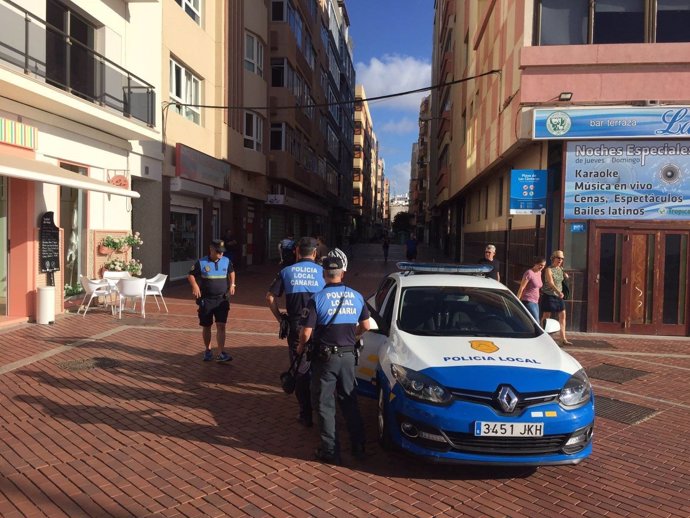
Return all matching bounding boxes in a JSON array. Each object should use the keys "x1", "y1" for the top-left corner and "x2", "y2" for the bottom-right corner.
[{"x1": 357, "y1": 262, "x2": 594, "y2": 465}]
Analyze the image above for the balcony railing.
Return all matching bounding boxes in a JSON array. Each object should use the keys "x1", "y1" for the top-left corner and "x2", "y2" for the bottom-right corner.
[{"x1": 0, "y1": 0, "x2": 156, "y2": 127}]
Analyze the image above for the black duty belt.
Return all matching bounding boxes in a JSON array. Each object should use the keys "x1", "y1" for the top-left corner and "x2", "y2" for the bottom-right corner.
[{"x1": 326, "y1": 345, "x2": 355, "y2": 353}]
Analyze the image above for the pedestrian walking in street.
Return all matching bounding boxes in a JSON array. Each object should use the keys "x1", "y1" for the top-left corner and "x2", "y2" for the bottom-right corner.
[
  {"x1": 479, "y1": 244, "x2": 500, "y2": 282},
  {"x1": 405, "y1": 235, "x2": 418, "y2": 261},
  {"x1": 278, "y1": 233, "x2": 296, "y2": 266},
  {"x1": 297, "y1": 255, "x2": 370, "y2": 465},
  {"x1": 382, "y1": 235, "x2": 390, "y2": 262},
  {"x1": 516, "y1": 256, "x2": 546, "y2": 322},
  {"x1": 223, "y1": 227, "x2": 240, "y2": 266},
  {"x1": 541, "y1": 250, "x2": 572, "y2": 345},
  {"x1": 315, "y1": 235, "x2": 329, "y2": 265},
  {"x1": 266, "y1": 237, "x2": 325, "y2": 427},
  {"x1": 187, "y1": 239, "x2": 236, "y2": 362}
]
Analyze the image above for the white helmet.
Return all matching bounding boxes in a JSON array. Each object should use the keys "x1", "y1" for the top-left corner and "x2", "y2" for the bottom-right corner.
[{"x1": 327, "y1": 247, "x2": 348, "y2": 271}]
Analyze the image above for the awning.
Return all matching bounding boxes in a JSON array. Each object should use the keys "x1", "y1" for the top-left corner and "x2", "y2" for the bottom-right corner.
[{"x1": 0, "y1": 154, "x2": 140, "y2": 198}]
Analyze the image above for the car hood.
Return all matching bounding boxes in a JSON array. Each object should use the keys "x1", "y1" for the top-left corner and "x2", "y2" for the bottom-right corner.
[{"x1": 391, "y1": 331, "x2": 582, "y2": 392}]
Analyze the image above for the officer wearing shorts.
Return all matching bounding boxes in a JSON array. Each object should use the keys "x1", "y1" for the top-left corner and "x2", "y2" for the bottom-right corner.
[
  {"x1": 187, "y1": 239, "x2": 236, "y2": 362},
  {"x1": 266, "y1": 237, "x2": 325, "y2": 427},
  {"x1": 297, "y1": 255, "x2": 370, "y2": 464}
]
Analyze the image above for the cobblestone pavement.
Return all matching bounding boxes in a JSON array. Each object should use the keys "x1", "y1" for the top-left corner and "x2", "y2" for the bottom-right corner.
[{"x1": 0, "y1": 244, "x2": 688, "y2": 517}]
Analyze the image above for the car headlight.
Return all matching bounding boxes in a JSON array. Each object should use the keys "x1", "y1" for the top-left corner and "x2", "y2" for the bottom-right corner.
[
  {"x1": 390, "y1": 364, "x2": 451, "y2": 404},
  {"x1": 559, "y1": 369, "x2": 592, "y2": 407}
]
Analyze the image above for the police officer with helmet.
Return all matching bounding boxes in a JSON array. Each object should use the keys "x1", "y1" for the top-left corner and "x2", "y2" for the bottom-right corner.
[
  {"x1": 297, "y1": 255, "x2": 370, "y2": 464},
  {"x1": 266, "y1": 237, "x2": 325, "y2": 427}
]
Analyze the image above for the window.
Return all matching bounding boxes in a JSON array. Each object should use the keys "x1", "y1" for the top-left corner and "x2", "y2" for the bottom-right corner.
[
  {"x1": 593, "y1": 0, "x2": 644, "y2": 44},
  {"x1": 271, "y1": 123, "x2": 285, "y2": 151},
  {"x1": 497, "y1": 176, "x2": 504, "y2": 216},
  {"x1": 170, "y1": 59, "x2": 201, "y2": 124},
  {"x1": 175, "y1": 0, "x2": 201, "y2": 25},
  {"x1": 244, "y1": 33, "x2": 264, "y2": 77},
  {"x1": 657, "y1": 0, "x2": 690, "y2": 42},
  {"x1": 537, "y1": 0, "x2": 690, "y2": 45},
  {"x1": 272, "y1": 0, "x2": 286, "y2": 21},
  {"x1": 271, "y1": 59, "x2": 285, "y2": 87},
  {"x1": 244, "y1": 112, "x2": 264, "y2": 152}
]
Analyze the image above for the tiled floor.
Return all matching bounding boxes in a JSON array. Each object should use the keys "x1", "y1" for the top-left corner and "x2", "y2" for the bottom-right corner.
[{"x1": 0, "y1": 244, "x2": 688, "y2": 517}]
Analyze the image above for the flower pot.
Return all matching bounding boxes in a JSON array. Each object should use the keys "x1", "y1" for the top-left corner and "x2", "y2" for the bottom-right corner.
[{"x1": 98, "y1": 245, "x2": 114, "y2": 255}]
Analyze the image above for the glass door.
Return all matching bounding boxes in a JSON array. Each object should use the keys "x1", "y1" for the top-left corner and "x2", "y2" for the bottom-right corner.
[{"x1": 170, "y1": 206, "x2": 200, "y2": 280}]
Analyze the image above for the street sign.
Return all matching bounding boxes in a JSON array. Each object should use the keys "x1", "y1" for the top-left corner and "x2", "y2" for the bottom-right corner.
[{"x1": 510, "y1": 169, "x2": 547, "y2": 215}]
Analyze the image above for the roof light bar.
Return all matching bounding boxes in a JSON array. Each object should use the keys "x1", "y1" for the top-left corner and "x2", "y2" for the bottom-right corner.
[{"x1": 396, "y1": 262, "x2": 494, "y2": 274}]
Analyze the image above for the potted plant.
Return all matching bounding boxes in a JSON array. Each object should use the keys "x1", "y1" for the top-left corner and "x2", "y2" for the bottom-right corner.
[
  {"x1": 99, "y1": 235, "x2": 124, "y2": 255},
  {"x1": 120, "y1": 232, "x2": 144, "y2": 252}
]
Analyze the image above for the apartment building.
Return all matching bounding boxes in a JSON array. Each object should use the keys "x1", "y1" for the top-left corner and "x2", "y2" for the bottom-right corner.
[
  {"x1": 353, "y1": 84, "x2": 378, "y2": 241},
  {"x1": 430, "y1": 0, "x2": 690, "y2": 336},
  {"x1": 267, "y1": 0, "x2": 355, "y2": 256},
  {"x1": 411, "y1": 95, "x2": 432, "y2": 244},
  {"x1": 0, "y1": 0, "x2": 161, "y2": 323}
]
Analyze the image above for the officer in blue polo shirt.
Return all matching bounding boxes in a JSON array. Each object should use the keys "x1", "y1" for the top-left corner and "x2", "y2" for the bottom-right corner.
[
  {"x1": 187, "y1": 239, "x2": 236, "y2": 363},
  {"x1": 297, "y1": 255, "x2": 370, "y2": 464},
  {"x1": 267, "y1": 237, "x2": 325, "y2": 427}
]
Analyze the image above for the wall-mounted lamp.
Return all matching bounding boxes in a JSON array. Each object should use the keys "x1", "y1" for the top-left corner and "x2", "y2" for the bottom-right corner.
[{"x1": 558, "y1": 92, "x2": 573, "y2": 102}]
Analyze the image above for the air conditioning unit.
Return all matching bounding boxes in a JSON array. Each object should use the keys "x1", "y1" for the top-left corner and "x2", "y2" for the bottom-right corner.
[{"x1": 644, "y1": 100, "x2": 660, "y2": 106}]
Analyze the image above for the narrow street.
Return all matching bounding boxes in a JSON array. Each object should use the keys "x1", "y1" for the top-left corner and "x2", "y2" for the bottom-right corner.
[{"x1": 0, "y1": 245, "x2": 688, "y2": 517}]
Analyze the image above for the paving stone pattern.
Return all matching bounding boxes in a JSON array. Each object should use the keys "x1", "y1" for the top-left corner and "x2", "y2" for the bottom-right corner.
[{"x1": 0, "y1": 244, "x2": 688, "y2": 517}]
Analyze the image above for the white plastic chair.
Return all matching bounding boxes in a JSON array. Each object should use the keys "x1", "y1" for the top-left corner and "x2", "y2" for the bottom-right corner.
[
  {"x1": 145, "y1": 274, "x2": 168, "y2": 312},
  {"x1": 115, "y1": 277, "x2": 147, "y2": 319},
  {"x1": 77, "y1": 275, "x2": 111, "y2": 316},
  {"x1": 103, "y1": 270, "x2": 131, "y2": 289}
]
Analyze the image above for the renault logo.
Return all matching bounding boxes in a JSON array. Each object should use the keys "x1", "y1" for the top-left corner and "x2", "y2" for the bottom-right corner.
[{"x1": 497, "y1": 386, "x2": 519, "y2": 413}]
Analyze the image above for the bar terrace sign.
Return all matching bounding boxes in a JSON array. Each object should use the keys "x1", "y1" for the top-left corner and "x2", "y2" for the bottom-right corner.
[{"x1": 534, "y1": 107, "x2": 690, "y2": 140}]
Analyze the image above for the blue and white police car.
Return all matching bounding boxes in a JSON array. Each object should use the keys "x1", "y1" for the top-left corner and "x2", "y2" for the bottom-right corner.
[{"x1": 357, "y1": 262, "x2": 594, "y2": 465}]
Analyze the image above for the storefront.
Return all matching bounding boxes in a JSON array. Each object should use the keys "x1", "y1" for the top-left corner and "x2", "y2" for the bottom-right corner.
[
  {"x1": 534, "y1": 107, "x2": 690, "y2": 336},
  {"x1": 167, "y1": 144, "x2": 231, "y2": 281},
  {"x1": 0, "y1": 117, "x2": 140, "y2": 322}
]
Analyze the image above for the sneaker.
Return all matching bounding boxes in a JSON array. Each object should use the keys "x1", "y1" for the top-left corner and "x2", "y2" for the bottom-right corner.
[
  {"x1": 202, "y1": 350, "x2": 213, "y2": 362},
  {"x1": 216, "y1": 352, "x2": 232, "y2": 362}
]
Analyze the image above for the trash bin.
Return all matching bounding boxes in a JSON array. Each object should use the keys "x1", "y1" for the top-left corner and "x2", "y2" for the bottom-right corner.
[{"x1": 37, "y1": 286, "x2": 55, "y2": 325}]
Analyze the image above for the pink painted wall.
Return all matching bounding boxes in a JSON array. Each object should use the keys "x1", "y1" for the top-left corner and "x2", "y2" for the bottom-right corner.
[{"x1": 520, "y1": 43, "x2": 690, "y2": 104}]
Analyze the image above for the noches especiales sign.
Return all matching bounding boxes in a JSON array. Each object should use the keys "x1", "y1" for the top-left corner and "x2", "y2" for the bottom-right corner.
[{"x1": 564, "y1": 141, "x2": 690, "y2": 220}]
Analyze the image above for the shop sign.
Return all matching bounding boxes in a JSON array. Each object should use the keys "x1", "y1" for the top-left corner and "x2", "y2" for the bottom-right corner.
[
  {"x1": 534, "y1": 107, "x2": 690, "y2": 140},
  {"x1": 176, "y1": 143, "x2": 230, "y2": 189},
  {"x1": 564, "y1": 141, "x2": 690, "y2": 220},
  {"x1": 39, "y1": 212, "x2": 60, "y2": 273},
  {"x1": 509, "y1": 169, "x2": 547, "y2": 215}
]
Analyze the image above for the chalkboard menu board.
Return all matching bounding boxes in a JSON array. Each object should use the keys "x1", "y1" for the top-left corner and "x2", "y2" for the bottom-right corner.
[{"x1": 39, "y1": 212, "x2": 60, "y2": 273}]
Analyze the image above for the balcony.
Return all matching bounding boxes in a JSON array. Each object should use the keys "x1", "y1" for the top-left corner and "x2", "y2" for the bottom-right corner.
[{"x1": 0, "y1": 0, "x2": 156, "y2": 139}]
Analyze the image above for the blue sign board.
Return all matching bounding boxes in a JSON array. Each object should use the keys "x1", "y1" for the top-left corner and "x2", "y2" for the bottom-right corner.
[
  {"x1": 564, "y1": 141, "x2": 690, "y2": 220},
  {"x1": 510, "y1": 169, "x2": 547, "y2": 215},
  {"x1": 570, "y1": 223, "x2": 586, "y2": 233},
  {"x1": 534, "y1": 107, "x2": 690, "y2": 140}
]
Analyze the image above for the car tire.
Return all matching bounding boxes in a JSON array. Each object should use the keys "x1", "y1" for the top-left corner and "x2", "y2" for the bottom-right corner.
[{"x1": 377, "y1": 383, "x2": 393, "y2": 450}]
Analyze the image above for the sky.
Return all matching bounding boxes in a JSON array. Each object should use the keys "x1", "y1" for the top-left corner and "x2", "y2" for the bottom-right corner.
[{"x1": 346, "y1": 0, "x2": 434, "y2": 196}]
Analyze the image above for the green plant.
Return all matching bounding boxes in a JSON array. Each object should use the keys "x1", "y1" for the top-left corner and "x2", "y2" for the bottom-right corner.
[
  {"x1": 103, "y1": 258, "x2": 143, "y2": 276},
  {"x1": 101, "y1": 235, "x2": 124, "y2": 250},
  {"x1": 64, "y1": 283, "x2": 84, "y2": 297},
  {"x1": 122, "y1": 232, "x2": 144, "y2": 248}
]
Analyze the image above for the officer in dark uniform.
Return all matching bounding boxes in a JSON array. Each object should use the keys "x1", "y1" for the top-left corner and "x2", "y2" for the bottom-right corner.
[
  {"x1": 266, "y1": 237, "x2": 325, "y2": 426},
  {"x1": 297, "y1": 255, "x2": 370, "y2": 464},
  {"x1": 187, "y1": 239, "x2": 236, "y2": 362}
]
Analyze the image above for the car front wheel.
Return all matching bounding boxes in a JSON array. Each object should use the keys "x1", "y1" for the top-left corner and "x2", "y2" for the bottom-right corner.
[{"x1": 377, "y1": 383, "x2": 393, "y2": 450}]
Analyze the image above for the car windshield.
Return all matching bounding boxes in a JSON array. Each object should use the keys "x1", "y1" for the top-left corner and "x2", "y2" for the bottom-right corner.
[{"x1": 397, "y1": 286, "x2": 541, "y2": 338}]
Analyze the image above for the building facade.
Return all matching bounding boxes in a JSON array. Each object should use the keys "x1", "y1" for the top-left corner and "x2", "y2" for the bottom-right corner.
[
  {"x1": 430, "y1": 0, "x2": 690, "y2": 336},
  {"x1": 0, "y1": 0, "x2": 160, "y2": 324},
  {"x1": 267, "y1": 0, "x2": 356, "y2": 256}
]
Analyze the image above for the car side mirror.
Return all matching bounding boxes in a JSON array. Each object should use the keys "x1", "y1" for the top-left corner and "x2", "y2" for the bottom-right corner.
[{"x1": 543, "y1": 318, "x2": 561, "y2": 334}]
